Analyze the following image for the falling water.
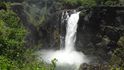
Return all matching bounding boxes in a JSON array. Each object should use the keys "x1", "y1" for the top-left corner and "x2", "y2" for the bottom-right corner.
[
  {"x1": 65, "y1": 11, "x2": 80, "y2": 52},
  {"x1": 38, "y1": 11, "x2": 89, "y2": 70}
]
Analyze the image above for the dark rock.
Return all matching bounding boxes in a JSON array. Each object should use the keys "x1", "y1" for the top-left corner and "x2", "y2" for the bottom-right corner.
[
  {"x1": 76, "y1": 7, "x2": 124, "y2": 63},
  {"x1": 79, "y1": 63, "x2": 111, "y2": 70}
]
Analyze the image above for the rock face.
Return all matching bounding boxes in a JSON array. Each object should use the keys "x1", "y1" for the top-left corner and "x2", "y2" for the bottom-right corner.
[
  {"x1": 39, "y1": 12, "x2": 61, "y2": 49},
  {"x1": 79, "y1": 63, "x2": 111, "y2": 70},
  {"x1": 76, "y1": 7, "x2": 124, "y2": 63}
]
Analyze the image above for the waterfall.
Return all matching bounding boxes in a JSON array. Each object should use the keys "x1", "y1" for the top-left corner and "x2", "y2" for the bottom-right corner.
[
  {"x1": 38, "y1": 10, "x2": 89, "y2": 70},
  {"x1": 65, "y1": 11, "x2": 80, "y2": 52}
]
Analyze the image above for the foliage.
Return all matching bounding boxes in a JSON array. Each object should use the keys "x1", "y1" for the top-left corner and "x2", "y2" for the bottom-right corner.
[
  {"x1": 0, "y1": 2, "x2": 7, "y2": 11},
  {"x1": 0, "y1": 9, "x2": 26, "y2": 61},
  {"x1": 109, "y1": 36, "x2": 124, "y2": 69},
  {"x1": 19, "y1": 51, "x2": 56, "y2": 70},
  {"x1": 19, "y1": 49, "x2": 56, "y2": 70},
  {"x1": 62, "y1": 0, "x2": 122, "y2": 7},
  {"x1": 0, "y1": 54, "x2": 56, "y2": 70},
  {"x1": 110, "y1": 47, "x2": 124, "y2": 68},
  {"x1": 117, "y1": 36, "x2": 124, "y2": 47},
  {"x1": 0, "y1": 56, "x2": 19, "y2": 70},
  {"x1": 104, "y1": 0, "x2": 120, "y2": 6},
  {"x1": 62, "y1": 0, "x2": 96, "y2": 7}
]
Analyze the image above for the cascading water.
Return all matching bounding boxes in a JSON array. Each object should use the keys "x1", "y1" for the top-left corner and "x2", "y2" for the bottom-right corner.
[
  {"x1": 38, "y1": 11, "x2": 89, "y2": 70},
  {"x1": 65, "y1": 11, "x2": 79, "y2": 52}
]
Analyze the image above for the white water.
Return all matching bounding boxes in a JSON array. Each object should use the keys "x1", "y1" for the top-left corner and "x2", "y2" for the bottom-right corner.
[
  {"x1": 65, "y1": 12, "x2": 80, "y2": 52},
  {"x1": 38, "y1": 11, "x2": 89, "y2": 70}
]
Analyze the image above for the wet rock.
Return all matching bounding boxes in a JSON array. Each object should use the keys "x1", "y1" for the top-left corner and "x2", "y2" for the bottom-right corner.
[{"x1": 79, "y1": 63, "x2": 111, "y2": 70}]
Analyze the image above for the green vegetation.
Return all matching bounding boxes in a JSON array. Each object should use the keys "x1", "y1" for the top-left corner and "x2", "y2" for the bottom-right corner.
[
  {"x1": 0, "y1": 56, "x2": 19, "y2": 70},
  {"x1": 110, "y1": 48, "x2": 124, "y2": 69},
  {"x1": 110, "y1": 37, "x2": 124, "y2": 69},
  {"x1": 109, "y1": 36, "x2": 124, "y2": 69},
  {"x1": 62, "y1": 0, "x2": 122, "y2": 7},
  {"x1": 62, "y1": 0, "x2": 96, "y2": 7},
  {"x1": 0, "y1": 2, "x2": 56, "y2": 70},
  {"x1": 0, "y1": 9, "x2": 26, "y2": 61}
]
